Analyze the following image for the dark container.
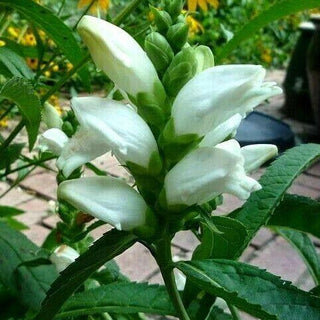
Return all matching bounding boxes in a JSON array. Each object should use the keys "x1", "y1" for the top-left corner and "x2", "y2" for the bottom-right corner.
[{"x1": 307, "y1": 14, "x2": 320, "y2": 137}]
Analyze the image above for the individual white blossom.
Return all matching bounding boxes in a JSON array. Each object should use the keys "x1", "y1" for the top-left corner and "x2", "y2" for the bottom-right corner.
[
  {"x1": 171, "y1": 65, "x2": 282, "y2": 137},
  {"x1": 58, "y1": 176, "x2": 150, "y2": 231},
  {"x1": 77, "y1": 15, "x2": 162, "y2": 98},
  {"x1": 164, "y1": 140, "x2": 262, "y2": 207}
]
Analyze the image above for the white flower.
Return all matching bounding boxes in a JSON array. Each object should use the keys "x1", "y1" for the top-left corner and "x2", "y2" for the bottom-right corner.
[
  {"x1": 39, "y1": 128, "x2": 69, "y2": 155},
  {"x1": 199, "y1": 113, "x2": 242, "y2": 148},
  {"x1": 241, "y1": 144, "x2": 278, "y2": 172},
  {"x1": 77, "y1": 15, "x2": 161, "y2": 98},
  {"x1": 171, "y1": 65, "x2": 282, "y2": 137},
  {"x1": 50, "y1": 245, "x2": 79, "y2": 273},
  {"x1": 42, "y1": 102, "x2": 63, "y2": 129},
  {"x1": 164, "y1": 140, "x2": 261, "y2": 207},
  {"x1": 58, "y1": 176, "x2": 150, "y2": 231},
  {"x1": 42, "y1": 97, "x2": 161, "y2": 177}
]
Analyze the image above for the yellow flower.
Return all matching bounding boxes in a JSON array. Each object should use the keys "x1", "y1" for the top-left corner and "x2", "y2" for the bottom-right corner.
[
  {"x1": 49, "y1": 95, "x2": 63, "y2": 115},
  {"x1": 7, "y1": 27, "x2": 19, "y2": 39},
  {"x1": 188, "y1": 0, "x2": 219, "y2": 12},
  {"x1": 66, "y1": 62, "x2": 73, "y2": 71},
  {"x1": 0, "y1": 117, "x2": 8, "y2": 128},
  {"x1": 261, "y1": 49, "x2": 272, "y2": 65},
  {"x1": 78, "y1": 0, "x2": 110, "y2": 15},
  {"x1": 26, "y1": 58, "x2": 39, "y2": 70},
  {"x1": 186, "y1": 14, "x2": 204, "y2": 36},
  {"x1": 0, "y1": 40, "x2": 5, "y2": 47},
  {"x1": 52, "y1": 64, "x2": 59, "y2": 72},
  {"x1": 22, "y1": 33, "x2": 37, "y2": 46},
  {"x1": 44, "y1": 70, "x2": 51, "y2": 78}
]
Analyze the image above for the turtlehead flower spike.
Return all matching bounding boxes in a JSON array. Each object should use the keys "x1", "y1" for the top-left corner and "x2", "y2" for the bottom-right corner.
[
  {"x1": 58, "y1": 176, "x2": 152, "y2": 231},
  {"x1": 42, "y1": 97, "x2": 161, "y2": 177},
  {"x1": 241, "y1": 144, "x2": 278, "y2": 173},
  {"x1": 171, "y1": 64, "x2": 282, "y2": 138},
  {"x1": 50, "y1": 245, "x2": 79, "y2": 273},
  {"x1": 77, "y1": 15, "x2": 162, "y2": 99},
  {"x1": 164, "y1": 139, "x2": 261, "y2": 208}
]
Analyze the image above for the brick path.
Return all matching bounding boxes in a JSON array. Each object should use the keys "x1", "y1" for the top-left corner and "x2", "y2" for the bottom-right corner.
[{"x1": 1, "y1": 70, "x2": 320, "y2": 319}]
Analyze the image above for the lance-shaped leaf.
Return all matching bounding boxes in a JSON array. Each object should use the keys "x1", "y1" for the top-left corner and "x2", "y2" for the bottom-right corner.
[
  {"x1": 178, "y1": 259, "x2": 320, "y2": 320},
  {"x1": 77, "y1": 15, "x2": 161, "y2": 98},
  {"x1": 36, "y1": 229, "x2": 137, "y2": 320},
  {"x1": 55, "y1": 282, "x2": 176, "y2": 318},
  {"x1": 0, "y1": 77, "x2": 41, "y2": 150},
  {"x1": 273, "y1": 227, "x2": 320, "y2": 285},
  {"x1": 164, "y1": 140, "x2": 261, "y2": 208},
  {"x1": 267, "y1": 194, "x2": 320, "y2": 238},
  {"x1": 231, "y1": 143, "x2": 320, "y2": 257},
  {"x1": 58, "y1": 176, "x2": 152, "y2": 231},
  {"x1": 171, "y1": 64, "x2": 281, "y2": 138}
]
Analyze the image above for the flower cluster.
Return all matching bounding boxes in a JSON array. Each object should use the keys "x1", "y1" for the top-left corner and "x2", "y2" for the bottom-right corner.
[{"x1": 41, "y1": 10, "x2": 281, "y2": 236}]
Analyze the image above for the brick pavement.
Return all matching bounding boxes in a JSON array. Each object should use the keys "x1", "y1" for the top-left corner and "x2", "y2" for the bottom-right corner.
[{"x1": 1, "y1": 70, "x2": 320, "y2": 319}]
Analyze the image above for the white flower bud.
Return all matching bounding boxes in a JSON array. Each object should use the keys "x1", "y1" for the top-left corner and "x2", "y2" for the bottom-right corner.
[
  {"x1": 42, "y1": 102, "x2": 63, "y2": 129},
  {"x1": 50, "y1": 245, "x2": 79, "y2": 273}
]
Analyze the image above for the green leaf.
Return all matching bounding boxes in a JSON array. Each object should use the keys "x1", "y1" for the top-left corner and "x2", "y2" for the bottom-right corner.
[
  {"x1": 0, "y1": 143, "x2": 24, "y2": 170},
  {"x1": 0, "y1": 47, "x2": 33, "y2": 79},
  {"x1": 0, "y1": 77, "x2": 41, "y2": 150},
  {"x1": 273, "y1": 227, "x2": 320, "y2": 285},
  {"x1": 268, "y1": 194, "x2": 320, "y2": 238},
  {"x1": 0, "y1": 205, "x2": 24, "y2": 217},
  {"x1": 178, "y1": 259, "x2": 320, "y2": 320},
  {"x1": 55, "y1": 282, "x2": 175, "y2": 318},
  {"x1": 231, "y1": 143, "x2": 320, "y2": 257},
  {"x1": 36, "y1": 229, "x2": 137, "y2": 320},
  {"x1": 217, "y1": 0, "x2": 320, "y2": 62},
  {"x1": 0, "y1": 222, "x2": 58, "y2": 311},
  {"x1": 0, "y1": 0, "x2": 90, "y2": 89},
  {"x1": 3, "y1": 217, "x2": 28, "y2": 231}
]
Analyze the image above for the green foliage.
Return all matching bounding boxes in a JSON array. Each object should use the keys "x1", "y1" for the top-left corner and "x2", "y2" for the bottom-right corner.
[
  {"x1": 230, "y1": 143, "x2": 320, "y2": 256},
  {"x1": 56, "y1": 282, "x2": 175, "y2": 318},
  {"x1": 36, "y1": 230, "x2": 137, "y2": 320},
  {"x1": 0, "y1": 222, "x2": 57, "y2": 311},
  {"x1": 273, "y1": 227, "x2": 320, "y2": 285},
  {"x1": 178, "y1": 259, "x2": 320, "y2": 320},
  {"x1": 0, "y1": 0, "x2": 90, "y2": 90},
  {"x1": 0, "y1": 77, "x2": 41, "y2": 150},
  {"x1": 268, "y1": 194, "x2": 320, "y2": 238},
  {"x1": 217, "y1": 0, "x2": 320, "y2": 63},
  {"x1": 0, "y1": 47, "x2": 33, "y2": 79}
]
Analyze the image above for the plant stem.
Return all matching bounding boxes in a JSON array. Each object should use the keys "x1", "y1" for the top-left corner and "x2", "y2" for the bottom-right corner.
[
  {"x1": 0, "y1": 120, "x2": 24, "y2": 154},
  {"x1": 0, "y1": 104, "x2": 14, "y2": 122},
  {"x1": 156, "y1": 236, "x2": 191, "y2": 320},
  {"x1": 113, "y1": 0, "x2": 145, "y2": 26},
  {"x1": 227, "y1": 303, "x2": 241, "y2": 320},
  {"x1": 0, "y1": 155, "x2": 56, "y2": 179}
]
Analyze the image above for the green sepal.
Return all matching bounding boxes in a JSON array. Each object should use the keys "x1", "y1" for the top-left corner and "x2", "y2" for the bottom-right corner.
[
  {"x1": 126, "y1": 151, "x2": 162, "y2": 177},
  {"x1": 150, "y1": 6, "x2": 172, "y2": 34},
  {"x1": 145, "y1": 32, "x2": 174, "y2": 74},
  {"x1": 167, "y1": 22, "x2": 189, "y2": 52},
  {"x1": 61, "y1": 121, "x2": 74, "y2": 137},
  {"x1": 134, "y1": 174, "x2": 163, "y2": 205},
  {"x1": 162, "y1": 47, "x2": 198, "y2": 97},
  {"x1": 194, "y1": 45, "x2": 215, "y2": 73},
  {"x1": 133, "y1": 208, "x2": 159, "y2": 240},
  {"x1": 164, "y1": 0, "x2": 184, "y2": 21},
  {"x1": 135, "y1": 92, "x2": 166, "y2": 127},
  {"x1": 157, "y1": 189, "x2": 189, "y2": 213}
]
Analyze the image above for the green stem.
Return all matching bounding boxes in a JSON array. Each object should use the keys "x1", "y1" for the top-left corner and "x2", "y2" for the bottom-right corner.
[
  {"x1": 73, "y1": 0, "x2": 97, "y2": 30},
  {"x1": 156, "y1": 236, "x2": 191, "y2": 320},
  {"x1": 0, "y1": 14, "x2": 11, "y2": 36},
  {"x1": 113, "y1": 0, "x2": 145, "y2": 26},
  {"x1": 227, "y1": 303, "x2": 241, "y2": 320},
  {"x1": 0, "y1": 155, "x2": 56, "y2": 179},
  {"x1": 0, "y1": 120, "x2": 24, "y2": 154},
  {"x1": 0, "y1": 104, "x2": 14, "y2": 122}
]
